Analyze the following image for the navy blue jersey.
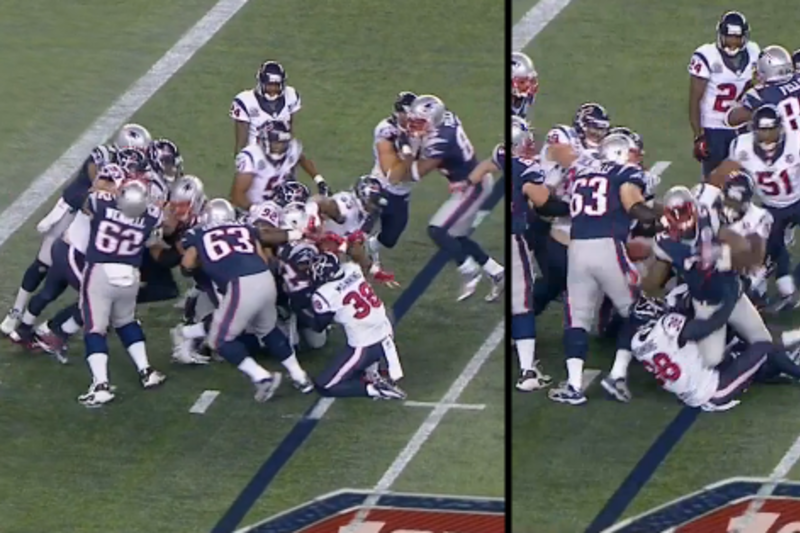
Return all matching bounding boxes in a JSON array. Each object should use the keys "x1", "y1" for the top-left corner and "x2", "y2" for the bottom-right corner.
[
  {"x1": 277, "y1": 241, "x2": 317, "y2": 296},
  {"x1": 569, "y1": 159, "x2": 645, "y2": 241},
  {"x1": 183, "y1": 221, "x2": 266, "y2": 288},
  {"x1": 85, "y1": 191, "x2": 162, "y2": 267},
  {"x1": 743, "y1": 74, "x2": 800, "y2": 127},
  {"x1": 511, "y1": 94, "x2": 534, "y2": 120},
  {"x1": 421, "y1": 112, "x2": 478, "y2": 183},
  {"x1": 62, "y1": 145, "x2": 118, "y2": 210},
  {"x1": 504, "y1": 144, "x2": 544, "y2": 236}
]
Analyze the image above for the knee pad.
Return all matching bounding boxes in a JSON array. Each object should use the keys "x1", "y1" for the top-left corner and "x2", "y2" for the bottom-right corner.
[
  {"x1": 511, "y1": 312, "x2": 535, "y2": 341},
  {"x1": 563, "y1": 327, "x2": 589, "y2": 360},
  {"x1": 115, "y1": 322, "x2": 145, "y2": 348},
  {"x1": 84, "y1": 332, "x2": 108, "y2": 356}
]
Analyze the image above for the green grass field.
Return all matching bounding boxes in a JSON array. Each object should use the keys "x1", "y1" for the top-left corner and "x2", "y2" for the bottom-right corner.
[
  {"x1": 0, "y1": 2, "x2": 504, "y2": 532},
  {"x1": 513, "y1": 1, "x2": 800, "y2": 532}
]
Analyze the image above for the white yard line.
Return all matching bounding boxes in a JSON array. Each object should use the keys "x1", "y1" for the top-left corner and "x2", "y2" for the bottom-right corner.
[
  {"x1": 403, "y1": 400, "x2": 486, "y2": 411},
  {"x1": 513, "y1": 0, "x2": 574, "y2": 51},
  {"x1": 189, "y1": 390, "x2": 221, "y2": 414},
  {"x1": 582, "y1": 369, "x2": 601, "y2": 391},
  {"x1": 649, "y1": 161, "x2": 671, "y2": 178},
  {"x1": 733, "y1": 435, "x2": 800, "y2": 533},
  {"x1": 0, "y1": 0, "x2": 252, "y2": 248}
]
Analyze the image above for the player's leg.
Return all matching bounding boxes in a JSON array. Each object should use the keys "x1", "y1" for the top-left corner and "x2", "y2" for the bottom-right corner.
[
  {"x1": 248, "y1": 271, "x2": 311, "y2": 393},
  {"x1": 206, "y1": 275, "x2": 281, "y2": 402},
  {"x1": 111, "y1": 281, "x2": 165, "y2": 388},
  {"x1": 533, "y1": 237, "x2": 567, "y2": 315},
  {"x1": 78, "y1": 264, "x2": 115, "y2": 406},
  {"x1": 136, "y1": 253, "x2": 179, "y2": 304},
  {"x1": 171, "y1": 287, "x2": 216, "y2": 364},
  {"x1": 728, "y1": 293, "x2": 771, "y2": 345},
  {"x1": 37, "y1": 301, "x2": 81, "y2": 362},
  {"x1": 367, "y1": 191, "x2": 410, "y2": 269},
  {"x1": 704, "y1": 340, "x2": 772, "y2": 411},
  {"x1": 549, "y1": 240, "x2": 602, "y2": 405},
  {"x1": 512, "y1": 235, "x2": 551, "y2": 392},
  {"x1": 765, "y1": 205, "x2": 797, "y2": 311},
  {"x1": 701, "y1": 128, "x2": 737, "y2": 179},
  {"x1": 596, "y1": 240, "x2": 640, "y2": 402},
  {"x1": 316, "y1": 341, "x2": 405, "y2": 399},
  {"x1": 692, "y1": 299, "x2": 729, "y2": 368}
]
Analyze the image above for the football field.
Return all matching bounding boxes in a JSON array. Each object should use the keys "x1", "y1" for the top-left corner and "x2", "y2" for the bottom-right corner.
[
  {"x1": 0, "y1": 2, "x2": 505, "y2": 532},
  {"x1": 514, "y1": 1, "x2": 800, "y2": 532}
]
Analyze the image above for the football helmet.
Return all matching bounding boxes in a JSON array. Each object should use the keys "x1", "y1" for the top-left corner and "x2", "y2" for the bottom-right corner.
[
  {"x1": 393, "y1": 91, "x2": 417, "y2": 130},
  {"x1": 511, "y1": 116, "x2": 536, "y2": 159},
  {"x1": 511, "y1": 52, "x2": 539, "y2": 99},
  {"x1": 258, "y1": 122, "x2": 292, "y2": 161},
  {"x1": 201, "y1": 198, "x2": 237, "y2": 226},
  {"x1": 169, "y1": 175, "x2": 206, "y2": 222},
  {"x1": 407, "y1": 95, "x2": 446, "y2": 138},
  {"x1": 283, "y1": 242, "x2": 319, "y2": 273},
  {"x1": 752, "y1": 104, "x2": 785, "y2": 160},
  {"x1": 716, "y1": 11, "x2": 749, "y2": 57},
  {"x1": 573, "y1": 103, "x2": 610, "y2": 147},
  {"x1": 256, "y1": 61, "x2": 286, "y2": 101},
  {"x1": 756, "y1": 45, "x2": 795, "y2": 85},
  {"x1": 794, "y1": 49, "x2": 800, "y2": 72},
  {"x1": 113, "y1": 123, "x2": 152, "y2": 150},
  {"x1": 355, "y1": 175, "x2": 387, "y2": 213},
  {"x1": 662, "y1": 186, "x2": 699, "y2": 242},
  {"x1": 117, "y1": 179, "x2": 150, "y2": 218},
  {"x1": 309, "y1": 252, "x2": 344, "y2": 285},
  {"x1": 95, "y1": 163, "x2": 129, "y2": 188},
  {"x1": 630, "y1": 295, "x2": 667, "y2": 325},
  {"x1": 606, "y1": 126, "x2": 644, "y2": 165},
  {"x1": 599, "y1": 132, "x2": 638, "y2": 165},
  {"x1": 248, "y1": 200, "x2": 283, "y2": 229},
  {"x1": 147, "y1": 139, "x2": 183, "y2": 182},
  {"x1": 282, "y1": 201, "x2": 318, "y2": 233},
  {"x1": 721, "y1": 169, "x2": 755, "y2": 224},
  {"x1": 274, "y1": 181, "x2": 310, "y2": 207},
  {"x1": 116, "y1": 147, "x2": 150, "y2": 175}
]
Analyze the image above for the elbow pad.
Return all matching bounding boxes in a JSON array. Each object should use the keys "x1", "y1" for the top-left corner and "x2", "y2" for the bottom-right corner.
[
  {"x1": 628, "y1": 201, "x2": 658, "y2": 224},
  {"x1": 536, "y1": 196, "x2": 570, "y2": 217}
]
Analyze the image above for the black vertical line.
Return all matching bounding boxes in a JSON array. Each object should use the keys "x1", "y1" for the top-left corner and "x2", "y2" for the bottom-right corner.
[{"x1": 504, "y1": 0, "x2": 513, "y2": 529}]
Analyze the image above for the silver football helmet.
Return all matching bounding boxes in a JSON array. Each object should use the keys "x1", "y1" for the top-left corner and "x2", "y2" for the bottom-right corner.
[
  {"x1": 511, "y1": 52, "x2": 538, "y2": 98},
  {"x1": 407, "y1": 95, "x2": 446, "y2": 138},
  {"x1": 511, "y1": 116, "x2": 535, "y2": 158},
  {"x1": 662, "y1": 186, "x2": 700, "y2": 241},
  {"x1": 756, "y1": 45, "x2": 795, "y2": 85},
  {"x1": 113, "y1": 123, "x2": 152, "y2": 150},
  {"x1": 117, "y1": 179, "x2": 150, "y2": 218},
  {"x1": 95, "y1": 163, "x2": 129, "y2": 188},
  {"x1": 794, "y1": 48, "x2": 800, "y2": 72},
  {"x1": 170, "y1": 175, "x2": 206, "y2": 222},
  {"x1": 201, "y1": 198, "x2": 236, "y2": 226},
  {"x1": 281, "y1": 201, "x2": 312, "y2": 231},
  {"x1": 599, "y1": 133, "x2": 638, "y2": 165}
]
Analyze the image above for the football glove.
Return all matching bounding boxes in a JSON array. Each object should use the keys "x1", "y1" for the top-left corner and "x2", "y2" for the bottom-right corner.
[{"x1": 693, "y1": 133, "x2": 709, "y2": 161}]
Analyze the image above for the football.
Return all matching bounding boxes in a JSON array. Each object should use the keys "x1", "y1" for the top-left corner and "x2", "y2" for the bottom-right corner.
[{"x1": 626, "y1": 238, "x2": 652, "y2": 262}]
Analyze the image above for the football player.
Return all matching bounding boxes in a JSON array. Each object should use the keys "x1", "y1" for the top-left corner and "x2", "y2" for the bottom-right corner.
[
  {"x1": 712, "y1": 105, "x2": 800, "y2": 310},
  {"x1": 231, "y1": 122, "x2": 328, "y2": 211},
  {"x1": 230, "y1": 61, "x2": 301, "y2": 154},
  {"x1": 308, "y1": 252, "x2": 406, "y2": 399},
  {"x1": 794, "y1": 49, "x2": 800, "y2": 72},
  {"x1": 388, "y1": 95, "x2": 504, "y2": 301},
  {"x1": 727, "y1": 45, "x2": 799, "y2": 129},
  {"x1": 79, "y1": 179, "x2": 166, "y2": 407},
  {"x1": 146, "y1": 138, "x2": 184, "y2": 184},
  {"x1": 511, "y1": 51, "x2": 538, "y2": 120},
  {"x1": 366, "y1": 91, "x2": 418, "y2": 272},
  {"x1": 688, "y1": 11, "x2": 759, "y2": 177},
  {"x1": 0, "y1": 124, "x2": 151, "y2": 339},
  {"x1": 546, "y1": 133, "x2": 661, "y2": 405}
]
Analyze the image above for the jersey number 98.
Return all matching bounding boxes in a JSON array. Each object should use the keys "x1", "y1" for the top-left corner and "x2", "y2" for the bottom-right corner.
[
  {"x1": 570, "y1": 176, "x2": 609, "y2": 217},
  {"x1": 203, "y1": 226, "x2": 256, "y2": 261}
]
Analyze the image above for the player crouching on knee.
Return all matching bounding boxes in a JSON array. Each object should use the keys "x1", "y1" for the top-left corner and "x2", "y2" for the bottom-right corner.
[{"x1": 306, "y1": 252, "x2": 406, "y2": 400}]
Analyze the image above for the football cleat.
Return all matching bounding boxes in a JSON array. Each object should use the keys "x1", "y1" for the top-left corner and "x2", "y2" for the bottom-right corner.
[
  {"x1": 515, "y1": 364, "x2": 552, "y2": 392},
  {"x1": 372, "y1": 377, "x2": 407, "y2": 400},
  {"x1": 170, "y1": 326, "x2": 209, "y2": 365},
  {"x1": 78, "y1": 381, "x2": 115, "y2": 407},
  {"x1": 600, "y1": 376, "x2": 632, "y2": 403},
  {"x1": 139, "y1": 367, "x2": 167, "y2": 389},
  {"x1": 547, "y1": 382, "x2": 587, "y2": 405},
  {"x1": 254, "y1": 373, "x2": 283, "y2": 402},
  {"x1": 485, "y1": 270, "x2": 505, "y2": 302},
  {"x1": 34, "y1": 329, "x2": 69, "y2": 365},
  {"x1": 291, "y1": 373, "x2": 314, "y2": 394},
  {"x1": 0, "y1": 309, "x2": 21, "y2": 337},
  {"x1": 765, "y1": 292, "x2": 800, "y2": 315},
  {"x1": 457, "y1": 269, "x2": 483, "y2": 302}
]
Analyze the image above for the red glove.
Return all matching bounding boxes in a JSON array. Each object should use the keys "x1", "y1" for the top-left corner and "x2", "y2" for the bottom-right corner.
[
  {"x1": 347, "y1": 230, "x2": 366, "y2": 246},
  {"x1": 318, "y1": 232, "x2": 346, "y2": 253},
  {"x1": 693, "y1": 134, "x2": 709, "y2": 161},
  {"x1": 373, "y1": 268, "x2": 399, "y2": 288}
]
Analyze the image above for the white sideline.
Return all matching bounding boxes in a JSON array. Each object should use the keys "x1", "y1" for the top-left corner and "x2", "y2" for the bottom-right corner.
[{"x1": 0, "y1": 0, "x2": 252, "y2": 249}]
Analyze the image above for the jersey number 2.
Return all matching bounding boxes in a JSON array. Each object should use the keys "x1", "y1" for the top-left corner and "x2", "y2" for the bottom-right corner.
[
  {"x1": 713, "y1": 83, "x2": 738, "y2": 113},
  {"x1": 203, "y1": 227, "x2": 255, "y2": 261},
  {"x1": 570, "y1": 176, "x2": 608, "y2": 217},
  {"x1": 343, "y1": 281, "x2": 382, "y2": 319}
]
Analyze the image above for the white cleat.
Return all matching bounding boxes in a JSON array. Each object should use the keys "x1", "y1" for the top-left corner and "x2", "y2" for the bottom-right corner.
[
  {"x1": 0, "y1": 309, "x2": 22, "y2": 337},
  {"x1": 515, "y1": 364, "x2": 552, "y2": 392},
  {"x1": 485, "y1": 270, "x2": 505, "y2": 302},
  {"x1": 457, "y1": 270, "x2": 482, "y2": 302},
  {"x1": 254, "y1": 372, "x2": 282, "y2": 402},
  {"x1": 139, "y1": 367, "x2": 166, "y2": 389},
  {"x1": 170, "y1": 326, "x2": 208, "y2": 365},
  {"x1": 291, "y1": 373, "x2": 314, "y2": 394},
  {"x1": 78, "y1": 382, "x2": 115, "y2": 407}
]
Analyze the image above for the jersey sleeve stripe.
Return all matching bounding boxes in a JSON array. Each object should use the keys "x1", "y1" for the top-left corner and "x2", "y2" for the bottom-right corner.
[
  {"x1": 692, "y1": 52, "x2": 711, "y2": 74},
  {"x1": 233, "y1": 98, "x2": 249, "y2": 117}
]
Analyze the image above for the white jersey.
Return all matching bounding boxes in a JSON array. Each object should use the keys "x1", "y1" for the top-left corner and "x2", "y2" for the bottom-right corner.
[
  {"x1": 323, "y1": 191, "x2": 367, "y2": 237},
  {"x1": 728, "y1": 202, "x2": 773, "y2": 240},
  {"x1": 235, "y1": 140, "x2": 303, "y2": 205},
  {"x1": 371, "y1": 117, "x2": 412, "y2": 196},
  {"x1": 728, "y1": 130, "x2": 800, "y2": 208},
  {"x1": 65, "y1": 211, "x2": 92, "y2": 254},
  {"x1": 311, "y1": 262, "x2": 393, "y2": 346},
  {"x1": 632, "y1": 313, "x2": 719, "y2": 407},
  {"x1": 229, "y1": 87, "x2": 302, "y2": 144},
  {"x1": 691, "y1": 183, "x2": 723, "y2": 233},
  {"x1": 688, "y1": 42, "x2": 760, "y2": 130}
]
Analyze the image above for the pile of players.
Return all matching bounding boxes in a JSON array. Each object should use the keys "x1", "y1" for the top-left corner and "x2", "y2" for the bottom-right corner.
[
  {"x1": 0, "y1": 59, "x2": 504, "y2": 407},
  {"x1": 510, "y1": 11, "x2": 800, "y2": 411}
]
